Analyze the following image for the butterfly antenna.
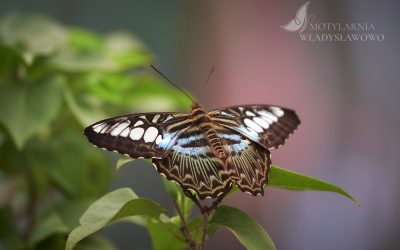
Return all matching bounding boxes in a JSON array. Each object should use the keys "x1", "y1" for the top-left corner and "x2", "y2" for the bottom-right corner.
[
  {"x1": 150, "y1": 65, "x2": 196, "y2": 103},
  {"x1": 203, "y1": 66, "x2": 215, "y2": 87}
]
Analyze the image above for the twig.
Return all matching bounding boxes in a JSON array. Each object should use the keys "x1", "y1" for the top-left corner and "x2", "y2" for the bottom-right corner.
[
  {"x1": 172, "y1": 199, "x2": 198, "y2": 250},
  {"x1": 22, "y1": 169, "x2": 37, "y2": 241},
  {"x1": 0, "y1": 178, "x2": 17, "y2": 206},
  {"x1": 200, "y1": 212, "x2": 209, "y2": 250}
]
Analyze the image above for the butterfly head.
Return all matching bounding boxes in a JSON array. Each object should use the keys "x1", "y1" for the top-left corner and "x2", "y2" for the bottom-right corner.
[{"x1": 191, "y1": 102, "x2": 202, "y2": 111}]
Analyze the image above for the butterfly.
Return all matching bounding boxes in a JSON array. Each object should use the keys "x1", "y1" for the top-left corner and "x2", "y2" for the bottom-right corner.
[{"x1": 84, "y1": 102, "x2": 300, "y2": 199}]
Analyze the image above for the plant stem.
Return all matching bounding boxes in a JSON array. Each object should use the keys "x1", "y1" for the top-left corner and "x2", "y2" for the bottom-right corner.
[
  {"x1": 23, "y1": 168, "x2": 37, "y2": 241},
  {"x1": 180, "y1": 186, "x2": 233, "y2": 249},
  {"x1": 200, "y1": 211, "x2": 209, "y2": 250},
  {"x1": 172, "y1": 199, "x2": 197, "y2": 250}
]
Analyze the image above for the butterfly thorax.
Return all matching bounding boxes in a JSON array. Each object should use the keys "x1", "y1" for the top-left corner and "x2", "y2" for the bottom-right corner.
[{"x1": 190, "y1": 103, "x2": 228, "y2": 161}]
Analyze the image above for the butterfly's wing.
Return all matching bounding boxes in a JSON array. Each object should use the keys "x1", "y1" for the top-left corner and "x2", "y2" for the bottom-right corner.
[
  {"x1": 152, "y1": 126, "x2": 271, "y2": 199},
  {"x1": 219, "y1": 129, "x2": 271, "y2": 196},
  {"x1": 84, "y1": 113, "x2": 190, "y2": 159},
  {"x1": 208, "y1": 105, "x2": 300, "y2": 149},
  {"x1": 152, "y1": 126, "x2": 231, "y2": 199}
]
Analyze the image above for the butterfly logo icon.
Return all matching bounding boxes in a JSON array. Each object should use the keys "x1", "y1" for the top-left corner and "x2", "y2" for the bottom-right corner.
[{"x1": 281, "y1": 2, "x2": 310, "y2": 33}]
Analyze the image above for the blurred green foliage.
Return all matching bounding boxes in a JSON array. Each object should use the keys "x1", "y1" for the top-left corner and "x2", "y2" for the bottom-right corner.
[{"x1": 0, "y1": 13, "x2": 189, "y2": 250}]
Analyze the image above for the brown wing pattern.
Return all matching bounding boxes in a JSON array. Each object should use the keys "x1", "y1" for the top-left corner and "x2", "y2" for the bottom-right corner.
[
  {"x1": 152, "y1": 126, "x2": 231, "y2": 199},
  {"x1": 221, "y1": 131, "x2": 271, "y2": 196},
  {"x1": 153, "y1": 126, "x2": 271, "y2": 198},
  {"x1": 209, "y1": 105, "x2": 300, "y2": 149}
]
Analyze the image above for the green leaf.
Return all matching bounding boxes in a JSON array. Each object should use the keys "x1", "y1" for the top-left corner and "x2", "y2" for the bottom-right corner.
[
  {"x1": 48, "y1": 199, "x2": 94, "y2": 230},
  {"x1": 0, "y1": 75, "x2": 65, "y2": 149},
  {"x1": 75, "y1": 235, "x2": 116, "y2": 250},
  {"x1": 0, "y1": 14, "x2": 67, "y2": 64},
  {"x1": 28, "y1": 132, "x2": 112, "y2": 198},
  {"x1": 68, "y1": 28, "x2": 104, "y2": 52},
  {"x1": 29, "y1": 213, "x2": 69, "y2": 244},
  {"x1": 268, "y1": 165, "x2": 358, "y2": 204},
  {"x1": 209, "y1": 205, "x2": 276, "y2": 250},
  {"x1": 36, "y1": 234, "x2": 116, "y2": 250},
  {"x1": 115, "y1": 155, "x2": 135, "y2": 170},
  {"x1": 104, "y1": 32, "x2": 152, "y2": 69},
  {"x1": 147, "y1": 218, "x2": 186, "y2": 250},
  {"x1": 0, "y1": 207, "x2": 23, "y2": 250},
  {"x1": 51, "y1": 29, "x2": 152, "y2": 72},
  {"x1": 64, "y1": 84, "x2": 108, "y2": 126},
  {"x1": 228, "y1": 165, "x2": 357, "y2": 204},
  {"x1": 51, "y1": 47, "x2": 118, "y2": 72},
  {"x1": 188, "y1": 216, "x2": 204, "y2": 243},
  {"x1": 36, "y1": 233, "x2": 70, "y2": 250},
  {"x1": 162, "y1": 176, "x2": 180, "y2": 199},
  {"x1": 0, "y1": 45, "x2": 24, "y2": 81},
  {"x1": 123, "y1": 75, "x2": 191, "y2": 113},
  {"x1": 66, "y1": 188, "x2": 166, "y2": 250}
]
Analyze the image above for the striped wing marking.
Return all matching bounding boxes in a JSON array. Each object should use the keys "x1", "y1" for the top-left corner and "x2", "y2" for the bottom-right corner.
[
  {"x1": 152, "y1": 126, "x2": 271, "y2": 199},
  {"x1": 84, "y1": 113, "x2": 190, "y2": 159},
  {"x1": 209, "y1": 105, "x2": 300, "y2": 149}
]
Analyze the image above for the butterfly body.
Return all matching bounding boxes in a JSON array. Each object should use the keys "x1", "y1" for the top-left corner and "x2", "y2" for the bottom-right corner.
[
  {"x1": 84, "y1": 102, "x2": 300, "y2": 199},
  {"x1": 187, "y1": 103, "x2": 228, "y2": 161}
]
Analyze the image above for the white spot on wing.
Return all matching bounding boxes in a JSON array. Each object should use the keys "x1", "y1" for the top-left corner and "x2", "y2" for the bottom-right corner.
[
  {"x1": 110, "y1": 121, "x2": 130, "y2": 136},
  {"x1": 270, "y1": 107, "x2": 284, "y2": 117},
  {"x1": 152, "y1": 114, "x2": 160, "y2": 123},
  {"x1": 164, "y1": 115, "x2": 174, "y2": 122},
  {"x1": 244, "y1": 118, "x2": 263, "y2": 133},
  {"x1": 93, "y1": 123, "x2": 106, "y2": 133},
  {"x1": 134, "y1": 120, "x2": 144, "y2": 127},
  {"x1": 245, "y1": 111, "x2": 255, "y2": 116},
  {"x1": 143, "y1": 127, "x2": 158, "y2": 142},
  {"x1": 253, "y1": 117, "x2": 269, "y2": 129},
  {"x1": 120, "y1": 128, "x2": 130, "y2": 137},
  {"x1": 258, "y1": 110, "x2": 278, "y2": 122},
  {"x1": 92, "y1": 122, "x2": 105, "y2": 129},
  {"x1": 155, "y1": 135, "x2": 162, "y2": 145},
  {"x1": 100, "y1": 125, "x2": 110, "y2": 133},
  {"x1": 130, "y1": 128, "x2": 144, "y2": 140}
]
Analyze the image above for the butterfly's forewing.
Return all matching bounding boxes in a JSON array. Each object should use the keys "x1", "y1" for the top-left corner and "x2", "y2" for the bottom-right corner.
[
  {"x1": 209, "y1": 105, "x2": 300, "y2": 149},
  {"x1": 84, "y1": 113, "x2": 190, "y2": 159}
]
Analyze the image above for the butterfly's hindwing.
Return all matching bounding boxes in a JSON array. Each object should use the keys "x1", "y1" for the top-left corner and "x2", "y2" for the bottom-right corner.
[
  {"x1": 221, "y1": 131, "x2": 271, "y2": 196},
  {"x1": 153, "y1": 126, "x2": 271, "y2": 198},
  {"x1": 84, "y1": 113, "x2": 190, "y2": 158},
  {"x1": 209, "y1": 105, "x2": 300, "y2": 149},
  {"x1": 152, "y1": 127, "x2": 231, "y2": 199}
]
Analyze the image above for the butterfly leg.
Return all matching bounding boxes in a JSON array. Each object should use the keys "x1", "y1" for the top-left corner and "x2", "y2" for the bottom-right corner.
[
  {"x1": 206, "y1": 183, "x2": 232, "y2": 213},
  {"x1": 184, "y1": 183, "x2": 233, "y2": 214}
]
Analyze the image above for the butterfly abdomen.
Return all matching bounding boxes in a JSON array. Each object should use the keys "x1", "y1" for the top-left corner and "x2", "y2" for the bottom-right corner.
[
  {"x1": 204, "y1": 128, "x2": 227, "y2": 160},
  {"x1": 190, "y1": 107, "x2": 228, "y2": 161}
]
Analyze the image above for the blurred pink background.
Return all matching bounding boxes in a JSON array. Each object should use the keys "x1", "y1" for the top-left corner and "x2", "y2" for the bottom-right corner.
[{"x1": 180, "y1": 1, "x2": 400, "y2": 249}]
